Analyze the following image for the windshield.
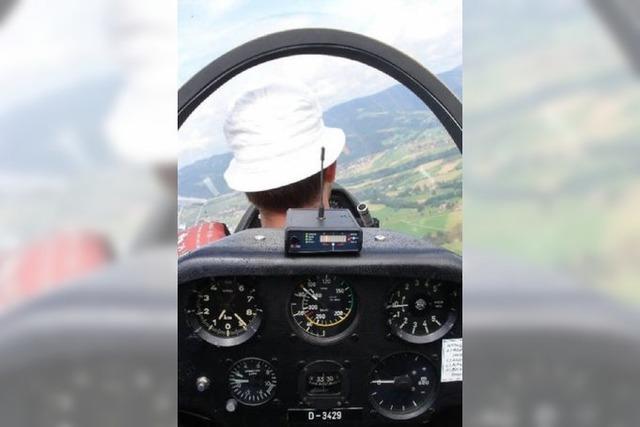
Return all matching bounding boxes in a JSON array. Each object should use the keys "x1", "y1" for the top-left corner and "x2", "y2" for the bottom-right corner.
[{"x1": 178, "y1": 55, "x2": 461, "y2": 254}]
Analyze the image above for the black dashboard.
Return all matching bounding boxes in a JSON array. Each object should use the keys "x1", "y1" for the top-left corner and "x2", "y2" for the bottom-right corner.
[{"x1": 178, "y1": 228, "x2": 462, "y2": 427}]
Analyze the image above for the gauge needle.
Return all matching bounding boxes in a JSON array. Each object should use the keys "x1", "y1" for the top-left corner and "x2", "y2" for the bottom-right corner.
[
  {"x1": 230, "y1": 379, "x2": 250, "y2": 384},
  {"x1": 301, "y1": 286, "x2": 319, "y2": 301},
  {"x1": 370, "y1": 379, "x2": 396, "y2": 385},
  {"x1": 234, "y1": 313, "x2": 248, "y2": 327},
  {"x1": 386, "y1": 304, "x2": 408, "y2": 309},
  {"x1": 218, "y1": 309, "x2": 226, "y2": 320}
]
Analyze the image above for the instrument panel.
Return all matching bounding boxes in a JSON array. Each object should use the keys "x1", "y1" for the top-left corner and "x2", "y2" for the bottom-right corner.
[{"x1": 178, "y1": 274, "x2": 461, "y2": 426}]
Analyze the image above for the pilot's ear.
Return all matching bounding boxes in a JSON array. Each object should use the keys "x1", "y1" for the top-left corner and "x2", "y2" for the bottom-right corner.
[{"x1": 325, "y1": 162, "x2": 337, "y2": 183}]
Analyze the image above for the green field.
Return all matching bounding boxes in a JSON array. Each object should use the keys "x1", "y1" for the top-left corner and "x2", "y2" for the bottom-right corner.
[
  {"x1": 179, "y1": 125, "x2": 463, "y2": 255},
  {"x1": 338, "y1": 127, "x2": 461, "y2": 254}
]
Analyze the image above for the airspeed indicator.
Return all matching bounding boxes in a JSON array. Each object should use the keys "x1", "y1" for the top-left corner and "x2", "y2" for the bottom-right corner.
[{"x1": 289, "y1": 275, "x2": 358, "y2": 344}]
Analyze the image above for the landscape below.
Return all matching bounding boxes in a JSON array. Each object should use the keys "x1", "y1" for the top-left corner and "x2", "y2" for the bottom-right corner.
[{"x1": 178, "y1": 67, "x2": 462, "y2": 254}]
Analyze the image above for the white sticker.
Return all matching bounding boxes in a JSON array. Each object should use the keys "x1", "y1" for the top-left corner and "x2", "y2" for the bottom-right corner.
[{"x1": 441, "y1": 338, "x2": 463, "y2": 382}]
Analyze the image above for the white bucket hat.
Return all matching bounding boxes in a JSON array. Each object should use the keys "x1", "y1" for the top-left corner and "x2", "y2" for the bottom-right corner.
[{"x1": 223, "y1": 84, "x2": 345, "y2": 192}]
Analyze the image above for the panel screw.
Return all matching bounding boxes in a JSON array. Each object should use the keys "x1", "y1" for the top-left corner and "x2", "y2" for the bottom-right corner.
[
  {"x1": 254, "y1": 235, "x2": 266, "y2": 241},
  {"x1": 225, "y1": 398, "x2": 238, "y2": 413},
  {"x1": 374, "y1": 235, "x2": 386, "y2": 241},
  {"x1": 196, "y1": 376, "x2": 211, "y2": 392}
]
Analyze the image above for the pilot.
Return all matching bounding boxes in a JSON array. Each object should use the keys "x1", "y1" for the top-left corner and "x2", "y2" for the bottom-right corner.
[{"x1": 223, "y1": 84, "x2": 346, "y2": 228}]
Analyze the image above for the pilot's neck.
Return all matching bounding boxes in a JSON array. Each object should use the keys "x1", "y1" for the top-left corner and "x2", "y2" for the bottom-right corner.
[
  {"x1": 259, "y1": 210, "x2": 288, "y2": 228},
  {"x1": 259, "y1": 189, "x2": 331, "y2": 229}
]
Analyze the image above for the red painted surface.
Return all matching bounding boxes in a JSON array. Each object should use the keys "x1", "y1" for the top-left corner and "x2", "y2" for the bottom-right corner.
[
  {"x1": 0, "y1": 232, "x2": 112, "y2": 311},
  {"x1": 178, "y1": 221, "x2": 229, "y2": 257}
]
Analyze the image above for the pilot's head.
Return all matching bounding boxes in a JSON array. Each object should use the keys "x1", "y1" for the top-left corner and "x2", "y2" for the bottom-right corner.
[{"x1": 223, "y1": 84, "x2": 345, "y2": 228}]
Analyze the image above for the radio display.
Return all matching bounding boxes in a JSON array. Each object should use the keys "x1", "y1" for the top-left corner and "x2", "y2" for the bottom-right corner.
[{"x1": 319, "y1": 234, "x2": 347, "y2": 243}]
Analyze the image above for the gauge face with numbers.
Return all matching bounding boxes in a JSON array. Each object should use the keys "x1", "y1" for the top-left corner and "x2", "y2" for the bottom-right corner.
[
  {"x1": 229, "y1": 358, "x2": 278, "y2": 406},
  {"x1": 369, "y1": 352, "x2": 439, "y2": 420},
  {"x1": 186, "y1": 278, "x2": 262, "y2": 347},
  {"x1": 386, "y1": 279, "x2": 457, "y2": 344},
  {"x1": 289, "y1": 275, "x2": 357, "y2": 344}
]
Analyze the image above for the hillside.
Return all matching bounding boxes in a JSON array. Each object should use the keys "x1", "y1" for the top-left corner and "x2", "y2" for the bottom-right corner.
[
  {"x1": 178, "y1": 66, "x2": 461, "y2": 199},
  {"x1": 178, "y1": 66, "x2": 463, "y2": 253}
]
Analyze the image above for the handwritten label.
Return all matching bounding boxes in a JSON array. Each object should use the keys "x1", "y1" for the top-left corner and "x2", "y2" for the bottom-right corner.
[{"x1": 441, "y1": 338, "x2": 462, "y2": 382}]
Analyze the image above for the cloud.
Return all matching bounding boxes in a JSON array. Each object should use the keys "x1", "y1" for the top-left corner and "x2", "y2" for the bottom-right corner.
[
  {"x1": 0, "y1": 0, "x2": 114, "y2": 112},
  {"x1": 178, "y1": 0, "x2": 462, "y2": 164},
  {"x1": 179, "y1": 55, "x2": 403, "y2": 164},
  {"x1": 179, "y1": 0, "x2": 461, "y2": 82}
]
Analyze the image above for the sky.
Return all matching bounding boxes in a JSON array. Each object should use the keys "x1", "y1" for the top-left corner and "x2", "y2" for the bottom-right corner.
[
  {"x1": 0, "y1": 0, "x2": 115, "y2": 114},
  {"x1": 178, "y1": 0, "x2": 462, "y2": 166}
]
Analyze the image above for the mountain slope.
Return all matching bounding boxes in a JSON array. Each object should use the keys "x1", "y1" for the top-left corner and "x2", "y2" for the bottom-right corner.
[{"x1": 179, "y1": 65, "x2": 461, "y2": 198}]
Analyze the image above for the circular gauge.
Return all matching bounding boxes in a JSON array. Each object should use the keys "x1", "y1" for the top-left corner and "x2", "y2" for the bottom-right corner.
[
  {"x1": 289, "y1": 275, "x2": 357, "y2": 344},
  {"x1": 229, "y1": 358, "x2": 277, "y2": 406},
  {"x1": 386, "y1": 279, "x2": 457, "y2": 344},
  {"x1": 369, "y1": 353, "x2": 439, "y2": 420},
  {"x1": 186, "y1": 278, "x2": 262, "y2": 347}
]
